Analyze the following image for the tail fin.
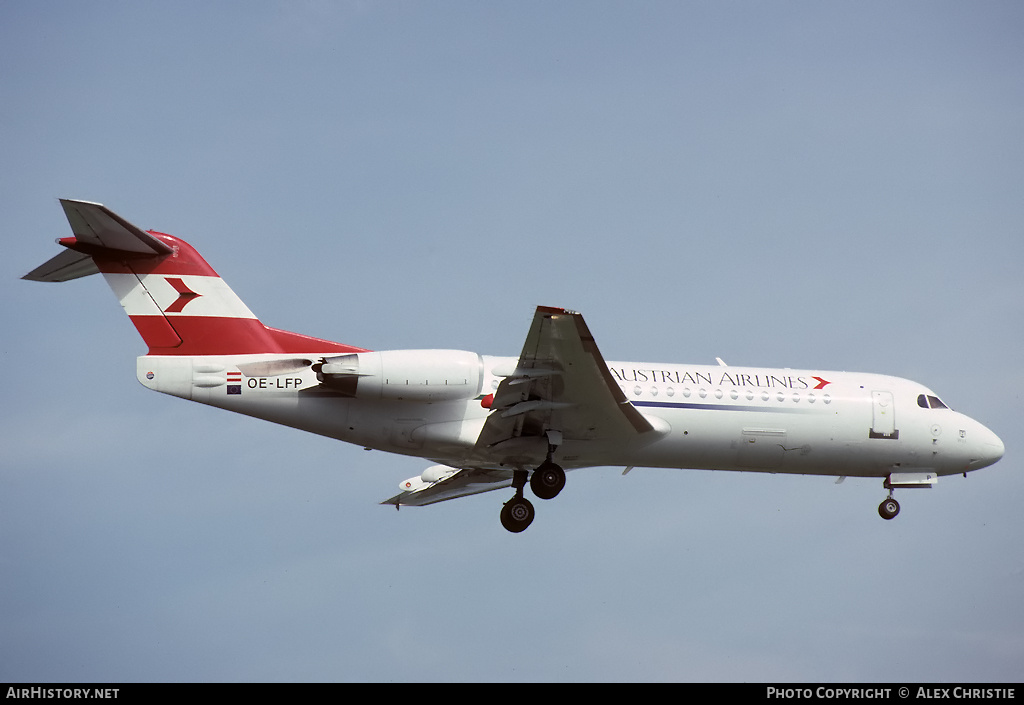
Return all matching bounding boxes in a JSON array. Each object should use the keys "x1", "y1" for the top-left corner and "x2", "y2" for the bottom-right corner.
[{"x1": 24, "y1": 199, "x2": 364, "y2": 356}]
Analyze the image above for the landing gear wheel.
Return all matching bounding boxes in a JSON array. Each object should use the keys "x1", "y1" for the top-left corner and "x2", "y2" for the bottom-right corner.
[
  {"x1": 530, "y1": 460, "x2": 566, "y2": 500},
  {"x1": 500, "y1": 496, "x2": 535, "y2": 533},
  {"x1": 878, "y1": 497, "x2": 900, "y2": 520}
]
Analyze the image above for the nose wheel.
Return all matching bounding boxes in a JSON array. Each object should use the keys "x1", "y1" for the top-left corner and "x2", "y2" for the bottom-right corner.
[{"x1": 878, "y1": 495, "x2": 900, "y2": 520}]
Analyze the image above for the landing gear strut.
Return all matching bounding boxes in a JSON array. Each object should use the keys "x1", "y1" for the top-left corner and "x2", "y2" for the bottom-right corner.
[{"x1": 878, "y1": 473, "x2": 912, "y2": 520}]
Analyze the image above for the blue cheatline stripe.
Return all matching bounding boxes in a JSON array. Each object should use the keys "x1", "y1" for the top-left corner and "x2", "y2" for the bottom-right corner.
[{"x1": 632, "y1": 400, "x2": 822, "y2": 414}]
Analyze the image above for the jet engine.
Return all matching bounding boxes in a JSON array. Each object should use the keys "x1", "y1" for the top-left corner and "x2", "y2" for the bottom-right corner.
[{"x1": 313, "y1": 349, "x2": 484, "y2": 402}]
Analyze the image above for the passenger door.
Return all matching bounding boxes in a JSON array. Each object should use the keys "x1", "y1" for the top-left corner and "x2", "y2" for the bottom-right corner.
[{"x1": 869, "y1": 390, "x2": 899, "y2": 439}]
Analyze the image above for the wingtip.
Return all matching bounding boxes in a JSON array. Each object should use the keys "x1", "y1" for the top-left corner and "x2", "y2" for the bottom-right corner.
[
  {"x1": 537, "y1": 305, "x2": 580, "y2": 316},
  {"x1": 380, "y1": 499, "x2": 401, "y2": 510},
  {"x1": 59, "y1": 197, "x2": 104, "y2": 207}
]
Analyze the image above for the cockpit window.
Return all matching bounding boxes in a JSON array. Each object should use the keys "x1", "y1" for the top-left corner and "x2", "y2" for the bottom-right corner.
[{"x1": 918, "y1": 393, "x2": 950, "y2": 410}]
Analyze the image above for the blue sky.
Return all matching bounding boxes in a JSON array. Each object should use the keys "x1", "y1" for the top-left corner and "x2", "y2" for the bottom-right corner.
[{"x1": 2, "y1": 1, "x2": 1022, "y2": 682}]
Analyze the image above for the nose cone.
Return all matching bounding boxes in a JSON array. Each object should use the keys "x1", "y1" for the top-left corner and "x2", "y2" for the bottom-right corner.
[{"x1": 970, "y1": 423, "x2": 1004, "y2": 470}]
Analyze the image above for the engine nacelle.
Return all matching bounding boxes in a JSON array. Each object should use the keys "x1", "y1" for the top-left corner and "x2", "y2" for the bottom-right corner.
[{"x1": 315, "y1": 349, "x2": 484, "y2": 402}]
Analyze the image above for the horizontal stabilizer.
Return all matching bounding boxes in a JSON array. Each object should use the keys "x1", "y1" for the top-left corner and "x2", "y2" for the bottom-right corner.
[
  {"x1": 59, "y1": 199, "x2": 173, "y2": 255},
  {"x1": 22, "y1": 248, "x2": 99, "y2": 282},
  {"x1": 24, "y1": 199, "x2": 174, "y2": 282}
]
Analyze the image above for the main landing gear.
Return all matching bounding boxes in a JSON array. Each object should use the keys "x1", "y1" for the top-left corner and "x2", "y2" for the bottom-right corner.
[
  {"x1": 500, "y1": 488, "x2": 534, "y2": 534},
  {"x1": 530, "y1": 459, "x2": 566, "y2": 500},
  {"x1": 499, "y1": 432, "x2": 566, "y2": 533},
  {"x1": 499, "y1": 457, "x2": 566, "y2": 533}
]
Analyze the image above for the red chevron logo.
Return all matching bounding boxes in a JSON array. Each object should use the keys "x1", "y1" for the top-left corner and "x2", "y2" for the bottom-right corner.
[
  {"x1": 812, "y1": 376, "x2": 832, "y2": 390},
  {"x1": 164, "y1": 277, "x2": 202, "y2": 313}
]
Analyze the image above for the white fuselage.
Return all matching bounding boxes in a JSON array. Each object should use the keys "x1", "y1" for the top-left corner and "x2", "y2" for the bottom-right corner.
[
  {"x1": 28, "y1": 200, "x2": 1004, "y2": 527},
  {"x1": 137, "y1": 351, "x2": 1005, "y2": 480}
]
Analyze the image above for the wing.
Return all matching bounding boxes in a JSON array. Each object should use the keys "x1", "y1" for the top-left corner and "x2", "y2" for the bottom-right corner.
[
  {"x1": 476, "y1": 306, "x2": 657, "y2": 459},
  {"x1": 381, "y1": 307, "x2": 659, "y2": 508},
  {"x1": 381, "y1": 466, "x2": 513, "y2": 507}
]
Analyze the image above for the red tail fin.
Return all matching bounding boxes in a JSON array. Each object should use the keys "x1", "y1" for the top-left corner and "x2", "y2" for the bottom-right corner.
[{"x1": 25, "y1": 200, "x2": 366, "y2": 356}]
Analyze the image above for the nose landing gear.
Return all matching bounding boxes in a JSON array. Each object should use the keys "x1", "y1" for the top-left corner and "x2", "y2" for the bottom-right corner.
[
  {"x1": 878, "y1": 495, "x2": 901, "y2": 520},
  {"x1": 878, "y1": 471, "x2": 936, "y2": 520}
]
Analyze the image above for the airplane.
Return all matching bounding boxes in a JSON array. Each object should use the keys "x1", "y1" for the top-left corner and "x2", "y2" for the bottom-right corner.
[{"x1": 24, "y1": 199, "x2": 1005, "y2": 532}]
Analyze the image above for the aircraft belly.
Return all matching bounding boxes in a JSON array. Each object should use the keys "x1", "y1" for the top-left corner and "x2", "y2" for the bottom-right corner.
[{"x1": 210, "y1": 392, "x2": 350, "y2": 440}]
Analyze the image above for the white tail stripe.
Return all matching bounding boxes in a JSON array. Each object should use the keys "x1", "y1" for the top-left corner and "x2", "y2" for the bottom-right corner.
[{"x1": 102, "y1": 273, "x2": 258, "y2": 319}]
